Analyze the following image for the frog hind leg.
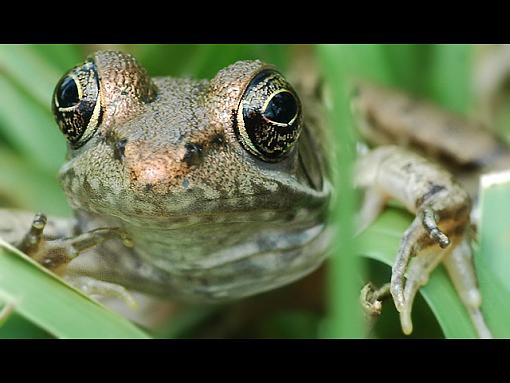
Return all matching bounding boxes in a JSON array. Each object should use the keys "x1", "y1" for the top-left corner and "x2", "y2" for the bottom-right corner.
[{"x1": 442, "y1": 238, "x2": 492, "y2": 339}]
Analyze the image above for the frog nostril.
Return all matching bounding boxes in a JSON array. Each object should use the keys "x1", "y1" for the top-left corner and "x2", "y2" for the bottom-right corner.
[{"x1": 183, "y1": 143, "x2": 204, "y2": 167}]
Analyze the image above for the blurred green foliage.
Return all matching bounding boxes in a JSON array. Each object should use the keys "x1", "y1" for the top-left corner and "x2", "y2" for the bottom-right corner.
[{"x1": 0, "y1": 44, "x2": 509, "y2": 338}]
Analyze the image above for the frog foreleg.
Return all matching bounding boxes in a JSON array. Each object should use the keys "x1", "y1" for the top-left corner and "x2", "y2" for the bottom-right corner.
[
  {"x1": 16, "y1": 212, "x2": 47, "y2": 255},
  {"x1": 4, "y1": 210, "x2": 138, "y2": 307},
  {"x1": 19, "y1": 217, "x2": 122, "y2": 275},
  {"x1": 6, "y1": 211, "x2": 125, "y2": 276}
]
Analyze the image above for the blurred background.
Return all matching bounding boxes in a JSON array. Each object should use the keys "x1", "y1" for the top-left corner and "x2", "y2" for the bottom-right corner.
[{"x1": 0, "y1": 44, "x2": 509, "y2": 339}]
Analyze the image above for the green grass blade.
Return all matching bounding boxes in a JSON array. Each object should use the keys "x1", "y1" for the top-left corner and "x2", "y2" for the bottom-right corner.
[
  {"x1": 317, "y1": 45, "x2": 365, "y2": 338},
  {"x1": 382, "y1": 44, "x2": 433, "y2": 93},
  {"x1": 475, "y1": 170, "x2": 510, "y2": 336},
  {"x1": 29, "y1": 44, "x2": 83, "y2": 72},
  {"x1": 425, "y1": 44, "x2": 474, "y2": 113},
  {"x1": 0, "y1": 311, "x2": 52, "y2": 339},
  {"x1": 0, "y1": 45, "x2": 62, "y2": 108},
  {"x1": 0, "y1": 240, "x2": 150, "y2": 338},
  {"x1": 0, "y1": 76, "x2": 66, "y2": 174},
  {"x1": 0, "y1": 147, "x2": 70, "y2": 216}
]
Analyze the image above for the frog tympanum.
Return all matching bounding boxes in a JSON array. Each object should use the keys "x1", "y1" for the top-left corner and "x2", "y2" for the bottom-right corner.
[{"x1": 1, "y1": 50, "x2": 506, "y2": 338}]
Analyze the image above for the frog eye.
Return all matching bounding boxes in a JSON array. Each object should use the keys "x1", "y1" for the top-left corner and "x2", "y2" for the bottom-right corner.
[
  {"x1": 235, "y1": 69, "x2": 302, "y2": 162},
  {"x1": 52, "y1": 60, "x2": 102, "y2": 148}
]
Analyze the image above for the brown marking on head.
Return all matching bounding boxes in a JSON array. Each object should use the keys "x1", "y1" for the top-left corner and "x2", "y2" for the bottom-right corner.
[
  {"x1": 124, "y1": 127, "x2": 229, "y2": 193},
  {"x1": 125, "y1": 141, "x2": 190, "y2": 192}
]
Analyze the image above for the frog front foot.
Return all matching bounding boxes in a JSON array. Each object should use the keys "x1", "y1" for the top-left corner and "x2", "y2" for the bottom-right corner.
[
  {"x1": 16, "y1": 213, "x2": 124, "y2": 273},
  {"x1": 14, "y1": 212, "x2": 138, "y2": 307}
]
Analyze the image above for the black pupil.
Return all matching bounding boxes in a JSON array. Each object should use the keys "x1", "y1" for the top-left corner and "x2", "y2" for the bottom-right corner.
[
  {"x1": 57, "y1": 76, "x2": 80, "y2": 108},
  {"x1": 263, "y1": 91, "x2": 297, "y2": 124}
]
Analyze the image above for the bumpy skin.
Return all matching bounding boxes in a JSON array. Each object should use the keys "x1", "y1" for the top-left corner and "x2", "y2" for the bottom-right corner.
[{"x1": 42, "y1": 51, "x2": 332, "y2": 302}]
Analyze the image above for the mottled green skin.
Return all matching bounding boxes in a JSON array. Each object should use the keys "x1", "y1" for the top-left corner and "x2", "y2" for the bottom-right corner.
[{"x1": 56, "y1": 51, "x2": 332, "y2": 301}]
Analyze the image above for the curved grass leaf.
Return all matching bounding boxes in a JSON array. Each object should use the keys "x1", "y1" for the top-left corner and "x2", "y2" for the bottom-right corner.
[
  {"x1": 0, "y1": 147, "x2": 70, "y2": 216},
  {"x1": 0, "y1": 240, "x2": 150, "y2": 338},
  {"x1": 475, "y1": 171, "x2": 510, "y2": 336},
  {"x1": 0, "y1": 45, "x2": 63, "y2": 108}
]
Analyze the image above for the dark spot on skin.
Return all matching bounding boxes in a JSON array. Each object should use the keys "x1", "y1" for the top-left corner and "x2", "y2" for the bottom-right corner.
[
  {"x1": 365, "y1": 109, "x2": 379, "y2": 129},
  {"x1": 144, "y1": 183, "x2": 153, "y2": 192},
  {"x1": 415, "y1": 183, "x2": 446, "y2": 208},
  {"x1": 183, "y1": 143, "x2": 204, "y2": 167},
  {"x1": 231, "y1": 109, "x2": 238, "y2": 130},
  {"x1": 114, "y1": 138, "x2": 128, "y2": 161},
  {"x1": 438, "y1": 203, "x2": 470, "y2": 221},
  {"x1": 402, "y1": 162, "x2": 413, "y2": 172},
  {"x1": 428, "y1": 184, "x2": 447, "y2": 196},
  {"x1": 83, "y1": 176, "x2": 94, "y2": 195},
  {"x1": 211, "y1": 133, "x2": 225, "y2": 147},
  {"x1": 453, "y1": 224, "x2": 467, "y2": 236}
]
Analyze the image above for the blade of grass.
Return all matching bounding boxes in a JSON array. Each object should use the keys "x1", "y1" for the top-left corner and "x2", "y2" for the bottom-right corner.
[
  {"x1": 475, "y1": 170, "x2": 510, "y2": 336},
  {"x1": 317, "y1": 44, "x2": 405, "y2": 338},
  {"x1": 0, "y1": 240, "x2": 150, "y2": 338},
  {"x1": 0, "y1": 147, "x2": 70, "y2": 216},
  {"x1": 29, "y1": 44, "x2": 83, "y2": 72},
  {"x1": 0, "y1": 311, "x2": 52, "y2": 339},
  {"x1": 382, "y1": 44, "x2": 433, "y2": 94},
  {"x1": 425, "y1": 44, "x2": 474, "y2": 114},
  {"x1": 0, "y1": 45, "x2": 63, "y2": 108},
  {"x1": 0, "y1": 76, "x2": 66, "y2": 173}
]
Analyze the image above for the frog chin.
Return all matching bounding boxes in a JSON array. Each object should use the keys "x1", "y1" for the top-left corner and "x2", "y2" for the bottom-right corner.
[{"x1": 136, "y1": 223, "x2": 334, "y2": 303}]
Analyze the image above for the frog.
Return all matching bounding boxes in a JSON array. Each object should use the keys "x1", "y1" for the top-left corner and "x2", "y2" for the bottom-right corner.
[
  {"x1": 0, "y1": 49, "x2": 503, "y2": 338},
  {"x1": 0, "y1": 50, "x2": 332, "y2": 308}
]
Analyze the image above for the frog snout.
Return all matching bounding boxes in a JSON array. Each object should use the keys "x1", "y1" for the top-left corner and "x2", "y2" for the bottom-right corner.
[{"x1": 123, "y1": 140, "x2": 193, "y2": 192}]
